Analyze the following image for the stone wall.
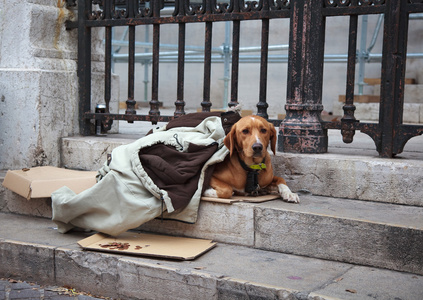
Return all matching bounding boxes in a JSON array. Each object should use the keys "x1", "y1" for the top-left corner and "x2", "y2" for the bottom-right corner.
[{"x1": 0, "y1": 0, "x2": 118, "y2": 170}]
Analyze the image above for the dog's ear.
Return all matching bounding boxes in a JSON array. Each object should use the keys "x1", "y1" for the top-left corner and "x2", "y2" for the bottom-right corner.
[
  {"x1": 224, "y1": 123, "x2": 237, "y2": 156},
  {"x1": 269, "y1": 122, "x2": 277, "y2": 155}
]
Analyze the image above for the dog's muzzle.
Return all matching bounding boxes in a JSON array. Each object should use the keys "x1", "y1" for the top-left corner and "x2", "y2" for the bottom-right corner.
[{"x1": 252, "y1": 143, "x2": 263, "y2": 156}]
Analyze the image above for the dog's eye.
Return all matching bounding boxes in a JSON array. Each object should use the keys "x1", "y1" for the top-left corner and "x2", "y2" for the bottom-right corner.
[
  {"x1": 260, "y1": 128, "x2": 267, "y2": 134},
  {"x1": 242, "y1": 129, "x2": 249, "y2": 134}
]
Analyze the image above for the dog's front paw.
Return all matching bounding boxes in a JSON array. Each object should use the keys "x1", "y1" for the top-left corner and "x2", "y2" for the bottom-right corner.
[
  {"x1": 284, "y1": 191, "x2": 300, "y2": 203},
  {"x1": 203, "y1": 188, "x2": 218, "y2": 198},
  {"x1": 278, "y1": 184, "x2": 300, "y2": 203}
]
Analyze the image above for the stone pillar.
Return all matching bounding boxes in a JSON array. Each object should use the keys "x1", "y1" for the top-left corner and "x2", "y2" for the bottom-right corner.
[{"x1": 0, "y1": 0, "x2": 118, "y2": 169}]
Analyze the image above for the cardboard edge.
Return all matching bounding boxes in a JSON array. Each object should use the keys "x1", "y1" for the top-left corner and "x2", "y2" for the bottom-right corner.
[
  {"x1": 184, "y1": 241, "x2": 217, "y2": 260},
  {"x1": 30, "y1": 177, "x2": 97, "y2": 198},
  {"x1": 201, "y1": 194, "x2": 281, "y2": 204},
  {"x1": 77, "y1": 233, "x2": 109, "y2": 248},
  {"x1": 201, "y1": 197, "x2": 236, "y2": 204},
  {"x1": 2, "y1": 170, "x2": 32, "y2": 200},
  {"x1": 77, "y1": 233, "x2": 217, "y2": 260}
]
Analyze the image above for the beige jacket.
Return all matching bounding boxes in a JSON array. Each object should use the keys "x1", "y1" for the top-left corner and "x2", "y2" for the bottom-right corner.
[{"x1": 51, "y1": 116, "x2": 228, "y2": 236}]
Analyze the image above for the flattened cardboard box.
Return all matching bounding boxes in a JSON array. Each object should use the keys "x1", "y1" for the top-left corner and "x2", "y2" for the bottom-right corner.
[
  {"x1": 2, "y1": 166, "x2": 97, "y2": 200},
  {"x1": 201, "y1": 194, "x2": 280, "y2": 204},
  {"x1": 78, "y1": 232, "x2": 216, "y2": 260}
]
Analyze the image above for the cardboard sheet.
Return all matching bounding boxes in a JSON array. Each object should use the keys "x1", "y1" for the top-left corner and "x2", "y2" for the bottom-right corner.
[
  {"x1": 78, "y1": 232, "x2": 216, "y2": 260},
  {"x1": 2, "y1": 166, "x2": 97, "y2": 199},
  {"x1": 201, "y1": 194, "x2": 281, "y2": 204}
]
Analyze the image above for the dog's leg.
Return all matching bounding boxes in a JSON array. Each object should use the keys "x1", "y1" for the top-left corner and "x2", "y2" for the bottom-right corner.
[
  {"x1": 278, "y1": 183, "x2": 300, "y2": 203},
  {"x1": 204, "y1": 177, "x2": 234, "y2": 199},
  {"x1": 271, "y1": 176, "x2": 300, "y2": 203}
]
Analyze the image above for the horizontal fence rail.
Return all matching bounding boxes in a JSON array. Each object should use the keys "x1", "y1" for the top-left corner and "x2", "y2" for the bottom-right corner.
[{"x1": 67, "y1": 0, "x2": 423, "y2": 158}]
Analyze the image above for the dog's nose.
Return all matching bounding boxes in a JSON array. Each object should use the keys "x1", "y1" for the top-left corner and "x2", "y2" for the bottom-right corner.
[{"x1": 252, "y1": 143, "x2": 263, "y2": 153}]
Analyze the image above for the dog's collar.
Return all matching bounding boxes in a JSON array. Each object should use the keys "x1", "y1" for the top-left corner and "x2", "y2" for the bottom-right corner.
[
  {"x1": 238, "y1": 157, "x2": 266, "y2": 195},
  {"x1": 238, "y1": 157, "x2": 266, "y2": 171}
]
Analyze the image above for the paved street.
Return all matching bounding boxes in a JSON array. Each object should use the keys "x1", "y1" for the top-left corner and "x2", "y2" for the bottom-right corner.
[{"x1": 0, "y1": 279, "x2": 104, "y2": 300}]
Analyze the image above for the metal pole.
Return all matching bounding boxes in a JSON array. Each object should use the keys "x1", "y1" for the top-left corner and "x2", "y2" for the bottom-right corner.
[
  {"x1": 143, "y1": 25, "x2": 150, "y2": 103},
  {"x1": 357, "y1": 15, "x2": 368, "y2": 95},
  {"x1": 223, "y1": 22, "x2": 231, "y2": 108}
]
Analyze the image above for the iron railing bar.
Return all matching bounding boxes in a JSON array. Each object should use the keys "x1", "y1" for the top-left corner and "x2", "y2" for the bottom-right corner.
[
  {"x1": 229, "y1": 20, "x2": 240, "y2": 107},
  {"x1": 125, "y1": 0, "x2": 136, "y2": 119},
  {"x1": 80, "y1": 10, "x2": 291, "y2": 27},
  {"x1": 341, "y1": 14, "x2": 359, "y2": 144},
  {"x1": 104, "y1": 27, "x2": 112, "y2": 113},
  {"x1": 78, "y1": 0, "x2": 92, "y2": 135},
  {"x1": 175, "y1": 22, "x2": 186, "y2": 117},
  {"x1": 85, "y1": 112, "x2": 284, "y2": 127},
  {"x1": 149, "y1": 23, "x2": 161, "y2": 124},
  {"x1": 202, "y1": 21, "x2": 213, "y2": 112},
  {"x1": 257, "y1": 18, "x2": 269, "y2": 119},
  {"x1": 125, "y1": 25, "x2": 137, "y2": 117}
]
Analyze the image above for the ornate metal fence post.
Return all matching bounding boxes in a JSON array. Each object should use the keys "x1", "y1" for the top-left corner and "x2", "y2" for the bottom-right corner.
[
  {"x1": 78, "y1": 0, "x2": 93, "y2": 135},
  {"x1": 379, "y1": 0, "x2": 408, "y2": 157},
  {"x1": 279, "y1": 0, "x2": 327, "y2": 153}
]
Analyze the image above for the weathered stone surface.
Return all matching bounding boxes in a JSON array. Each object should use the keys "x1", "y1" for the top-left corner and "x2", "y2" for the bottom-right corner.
[
  {"x1": 333, "y1": 101, "x2": 423, "y2": 123},
  {"x1": 138, "y1": 201, "x2": 255, "y2": 246},
  {"x1": 373, "y1": 84, "x2": 423, "y2": 104},
  {"x1": 55, "y1": 248, "x2": 120, "y2": 299},
  {"x1": 273, "y1": 151, "x2": 423, "y2": 206},
  {"x1": 0, "y1": 240, "x2": 55, "y2": 284},
  {"x1": 217, "y1": 278, "x2": 298, "y2": 300},
  {"x1": 1, "y1": 212, "x2": 423, "y2": 300},
  {"x1": 118, "y1": 258, "x2": 218, "y2": 299},
  {"x1": 0, "y1": 1, "x2": 119, "y2": 170},
  {"x1": 60, "y1": 136, "x2": 135, "y2": 171},
  {"x1": 255, "y1": 196, "x2": 423, "y2": 275},
  {"x1": 311, "y1": 265, "x2": 423, "y2": 300}
]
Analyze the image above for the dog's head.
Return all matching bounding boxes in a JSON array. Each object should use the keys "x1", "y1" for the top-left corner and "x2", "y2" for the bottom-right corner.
[{"x1": 224, "y1": 115, "x2": 277, "y2": 161}]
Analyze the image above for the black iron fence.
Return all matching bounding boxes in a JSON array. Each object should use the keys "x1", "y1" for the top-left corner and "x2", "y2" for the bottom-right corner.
[{"x1": 66, "y1": 0, "x2": 423, "y2": 158}]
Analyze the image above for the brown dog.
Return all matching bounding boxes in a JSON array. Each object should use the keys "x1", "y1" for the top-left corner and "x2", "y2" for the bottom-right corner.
[{"x1": 204, "y1": 115, "x2": 299, "y2": 203}]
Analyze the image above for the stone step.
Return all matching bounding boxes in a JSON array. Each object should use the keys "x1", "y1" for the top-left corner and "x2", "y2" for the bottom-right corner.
[
  {"x1": 59, "y1": 132, "x2": 423, "y2": 206},
  {"x1": 363, "y1": 78, "x2": 417, "y2": 85},
  {"x1": 333, "y1": 100, "x2": 423, "y2": 123},
  {"x1": 1, "y1": 212, "x2": 422, "y2": 300},
  {"x1": 2, "y1": 173, "x2": 422, "y2": 275},
  {"x1": 372, "y1": 84, "x2": 423, "y2": 103}
]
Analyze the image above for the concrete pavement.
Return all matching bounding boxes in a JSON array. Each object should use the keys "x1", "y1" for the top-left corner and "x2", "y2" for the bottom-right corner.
[
  {"x1": 1, "y1": 212, "x2": 423, "y2": 300},
  {"x1": 0, "y1": 278, "x2": 104, "y2": 300}
]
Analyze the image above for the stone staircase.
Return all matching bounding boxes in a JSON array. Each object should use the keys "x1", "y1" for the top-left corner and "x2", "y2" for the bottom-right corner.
[
  {"x1": 1, "y1": 128, "x2": 423, "y2": 299},
  {"x1": 335, "y1": 78, "x2": 423, "y2": 123}
]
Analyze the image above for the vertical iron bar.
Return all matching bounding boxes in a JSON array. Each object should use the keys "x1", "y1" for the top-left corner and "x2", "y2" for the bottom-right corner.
[
  {"x1": 105, "y1": 27, "x2": 112, "y2": 113},
  {"x1": 229, "y1": 20, "x2": 240, "y2": 108},
  {"x1": 78, "y1": 0, "x2": 92, "y2": 135},
  {"x1": 126, "y1": 25, "x2": 137, "y2": 119},
  {"x1": 104, "y1": 0, "x2": 112, "y2": 113},
  {"x1": 257, "y1": 18, "x2": 269, "y2": 119},
  {"x1": 149, "y1": 0, "x2": 161, "y2": 124},
  {"x1": 341, "y1": 14, "x2": 359, "y2": 143},
  {"x1": 202, "y1": 21, "x2": 213, "y2": 112},
  {"x1": 175, "y1": 22, "x2": 186, "y2": 117},
  {"x1": 102, "y1": 0, "x2": 113, "y2": 131},
  {"x1": 125, "y1": 0, "x2": 136, "y2": 118}
]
